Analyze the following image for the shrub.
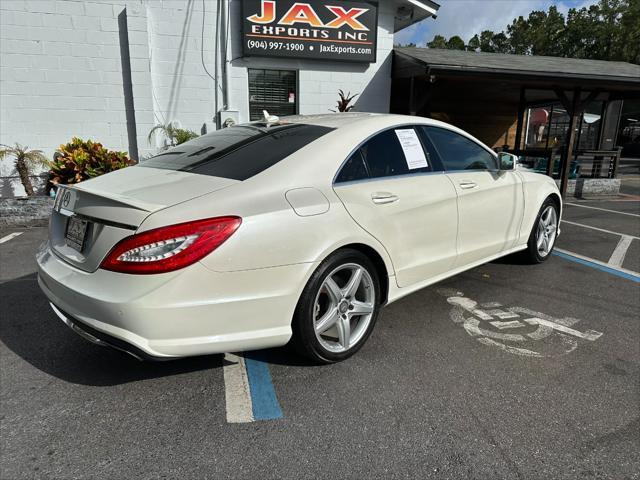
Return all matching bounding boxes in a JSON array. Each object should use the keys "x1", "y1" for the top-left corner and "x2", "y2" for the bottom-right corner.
[
  {"x1": 0, "y1": 144, "x2": 49, "y2": 196},
  {"x1": 48, "y1": 138, "x2": 134, "y2": 188},
  {"x1": 330, "y1": 90, "x2": 359, "y2": 112},
  {"x1": 148, "y1": 123, "x2": 199, "y2": 149}
]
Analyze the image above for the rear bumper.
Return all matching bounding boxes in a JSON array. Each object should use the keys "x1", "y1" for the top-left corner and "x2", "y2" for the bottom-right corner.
[
  {"x1": 49, "y1": 303, "x2": 159, "y2": 361},
  {"x1": 37, "y1": 242, "x2": 314, "y2": 359}
]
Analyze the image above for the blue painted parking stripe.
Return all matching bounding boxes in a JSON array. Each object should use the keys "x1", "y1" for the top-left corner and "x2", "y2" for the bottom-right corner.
[
  {"x1": 244, "y1": 353, "x2": 283, "y2": 421},
  {"x1": 553, "y1": 250, "x2": 640, "y2": 283}
]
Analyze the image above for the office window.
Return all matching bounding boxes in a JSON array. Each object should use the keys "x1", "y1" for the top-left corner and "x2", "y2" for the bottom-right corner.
[{"x1": 248, "y1": 69, "x2": 297, "y2": 121}]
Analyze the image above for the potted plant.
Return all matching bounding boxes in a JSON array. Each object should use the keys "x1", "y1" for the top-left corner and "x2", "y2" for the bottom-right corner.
[{"x1": 331, "y1": 90, "x2": 359, "y2": 112}]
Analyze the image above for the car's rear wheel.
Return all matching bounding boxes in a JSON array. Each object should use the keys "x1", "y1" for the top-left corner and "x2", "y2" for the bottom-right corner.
[
  {"x1": 291, "y1": 249, "x2": 381, "y2": 363},
  {"x1": 522, "y1": 198, "x2": 559, "y2": 263}
]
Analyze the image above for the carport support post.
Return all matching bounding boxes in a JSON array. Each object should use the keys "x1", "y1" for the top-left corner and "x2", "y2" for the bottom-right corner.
[
  {"x1": 559, "y1": 87, "x2": 582, "y2": 198},
  {"x1": 409, "y1": 77, "x2": 415, "y2": 115},
  {"x1": 514, "y1": 87, "x2": 526, "y2": 150}
]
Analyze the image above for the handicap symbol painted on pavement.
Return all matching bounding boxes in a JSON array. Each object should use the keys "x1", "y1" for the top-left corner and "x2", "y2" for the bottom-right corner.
[{"x1": 437, "y1": 289, "x2": 603, "y2": 358}]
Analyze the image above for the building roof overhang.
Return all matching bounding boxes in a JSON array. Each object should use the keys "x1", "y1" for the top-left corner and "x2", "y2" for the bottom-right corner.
[
  {"x1": 393, "y1": 0, "x2": 440, "y2": 32},
  {"x1": 393, "y1": 47, "x2": 640, "y2": 91}
]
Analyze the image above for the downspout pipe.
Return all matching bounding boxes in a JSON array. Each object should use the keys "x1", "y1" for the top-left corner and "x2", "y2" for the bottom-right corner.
[
  {"x1": 213, "y1": 0, "x2": 220, "y2": 124},
  {"x1": 221, "y1": 0, "x2": 230, "y2": 111}
]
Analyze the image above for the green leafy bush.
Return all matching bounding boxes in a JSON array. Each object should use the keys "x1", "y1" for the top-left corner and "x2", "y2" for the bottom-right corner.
[
  {"x1": 48, "y1": 137, "x2": 134, "y2": 187},
  {"x1": 148, "y1": 124, "x2": 199, "y2": 149}
]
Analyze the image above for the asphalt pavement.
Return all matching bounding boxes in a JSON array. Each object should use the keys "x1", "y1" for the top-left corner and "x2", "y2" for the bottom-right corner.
[{"x1": 1, "y1": 197, "x2": 638, "y2": 480}]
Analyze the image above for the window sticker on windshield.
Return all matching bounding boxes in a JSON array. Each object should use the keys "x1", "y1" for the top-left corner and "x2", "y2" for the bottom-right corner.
[{"x1": 395, "y1": 129, "x2": 428, "y2": 170}]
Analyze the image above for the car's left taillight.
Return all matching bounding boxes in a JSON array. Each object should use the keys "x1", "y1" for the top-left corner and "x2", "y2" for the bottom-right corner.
[{"x1": 100, "y1": 216, "x2": 242, "y2": 274}]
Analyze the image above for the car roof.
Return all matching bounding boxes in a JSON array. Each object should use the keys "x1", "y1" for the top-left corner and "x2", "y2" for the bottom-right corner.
[
  {"x1": 279, "y1": 112, "x2": 380, "y2": 128},
  {"x1": 258, "y1": 112, "x2": 455, "y2": 131},
  {"x1": 245, "y1": 113, "x2": 497, "y2": 160}
]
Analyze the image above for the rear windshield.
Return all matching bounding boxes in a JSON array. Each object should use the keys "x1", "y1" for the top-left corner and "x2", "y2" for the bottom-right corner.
[{"x1": 140, "y1": 123, "x2": 334, "y2": 181}]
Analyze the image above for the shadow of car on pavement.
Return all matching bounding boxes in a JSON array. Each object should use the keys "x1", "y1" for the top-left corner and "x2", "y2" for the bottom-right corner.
[{"x1": 0, "y1": 273, "x2": 317, "y2": 386}]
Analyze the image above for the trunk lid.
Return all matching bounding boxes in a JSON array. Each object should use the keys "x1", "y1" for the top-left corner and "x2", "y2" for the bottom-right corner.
[{"x1": 49, "y1": 167, "x2": 239, "y2": 272}]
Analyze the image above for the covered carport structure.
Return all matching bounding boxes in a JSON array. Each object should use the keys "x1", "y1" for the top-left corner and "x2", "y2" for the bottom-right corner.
[{"x1": 391, "y1": 47, "x2": 640, "y2": 197}]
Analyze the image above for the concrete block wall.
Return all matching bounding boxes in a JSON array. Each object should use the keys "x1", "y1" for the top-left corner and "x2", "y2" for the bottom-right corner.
[
  {"x1": 0, "y1": 0, "x2": 155, "y2": 196},
  {"x1": 1, "y1": 0, "x2": 400, "y2": 196},
  {"x1": 0, "y1": 0, "x2": 234, "y2": 196},
  {"x1": 146, "y1": 0, "x2": 219, "y2": 140}
]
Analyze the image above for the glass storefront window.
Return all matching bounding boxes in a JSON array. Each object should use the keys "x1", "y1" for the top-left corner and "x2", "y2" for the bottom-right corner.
[
  {"x1": 577, "y1": 101, "x2": 604, "y2": 150},
  {"x1": 617, "y1": 99, "x2": 640, "y2": 158},
  {"x1": 524, "y1": 107, "x2": 551, "y2": 149},
  {"x1": 525, "y1": 101, "x2": 604, "y2": 151},
  {"x1": 547, "y1": 106, "x2": 570, "y2": 148},
  {"x1": 524, "y1": 104, "x2": 571, "y2": 149}
]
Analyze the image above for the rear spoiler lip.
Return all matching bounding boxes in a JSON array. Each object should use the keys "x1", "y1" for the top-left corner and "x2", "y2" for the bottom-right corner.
[{"x1": 68, "y1": 184, "x2": 161, "y2": 213}]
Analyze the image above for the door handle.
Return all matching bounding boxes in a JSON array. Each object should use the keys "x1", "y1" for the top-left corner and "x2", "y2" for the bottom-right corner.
[
  {"x1": 371, "y1": 192, "x2": 399, "y2": 204},
  {"x1": 458, "y1": 181, "x2": 478, "y2": 189}
]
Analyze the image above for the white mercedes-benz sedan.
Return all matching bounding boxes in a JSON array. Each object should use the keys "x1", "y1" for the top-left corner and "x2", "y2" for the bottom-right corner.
[{"x1": 37, "y1": 113, "x2": 561, "y2": 363}]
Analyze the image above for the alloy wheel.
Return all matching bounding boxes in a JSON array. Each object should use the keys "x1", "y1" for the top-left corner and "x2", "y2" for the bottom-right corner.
[
  {"x1": 312, "y1": 263, "x2": 375, "y2": 354},
  {"x1": 536, "y1": 205, "x2": 558, "y2": 257}
]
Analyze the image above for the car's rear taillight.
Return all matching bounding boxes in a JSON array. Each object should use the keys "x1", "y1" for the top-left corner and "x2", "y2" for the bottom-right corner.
[{"x1": 100, "y1": 216, "x2": 241, "y2": 274}]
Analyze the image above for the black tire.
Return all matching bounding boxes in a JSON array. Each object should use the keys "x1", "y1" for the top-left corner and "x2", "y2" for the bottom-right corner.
[
  {"x1": 290, "y1": 248, "x2": 382, "y2": 364},
  {"x1": 521, "y1": 197, "x2": 559, "y2": 264}
]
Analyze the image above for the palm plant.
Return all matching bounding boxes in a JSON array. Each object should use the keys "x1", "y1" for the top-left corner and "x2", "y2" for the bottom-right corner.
[
  {"x1": 331, "y1": 90, "x2": 359, "y2": 113},
  {"x1": 148, "y1": 123, "x2": 199, "y2": 149},
  {"x1": 0, "y1": 144, "x2": 49, "y2": 196}
]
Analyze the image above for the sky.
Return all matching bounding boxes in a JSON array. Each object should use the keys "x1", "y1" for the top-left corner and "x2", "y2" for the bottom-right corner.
[{"x1": 395, "y1": 0, "x2": 600, "y2": 46}]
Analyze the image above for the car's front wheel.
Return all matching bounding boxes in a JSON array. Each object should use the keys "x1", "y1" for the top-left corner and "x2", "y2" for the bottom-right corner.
[
  {"x1": 522, "y1": 198, "x2": 559, "y2": 263},
  {"x1": 291, "y1": 249, "x2": 381, "y2": 363}
]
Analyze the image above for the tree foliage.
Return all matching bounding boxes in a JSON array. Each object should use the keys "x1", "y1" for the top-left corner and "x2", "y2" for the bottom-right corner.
[
  {"x1": 426, "y1": 34, "x2": 448, "y2": 49},
  {"x1": 446, "y1": 35, "x2": 466, "y2": 50},
  {"x1": 424, "y1": 0, "x2": 639, "y2": 63},
  {"x1": 0, "y1": 144, "x2": 49, "y2": 196}
]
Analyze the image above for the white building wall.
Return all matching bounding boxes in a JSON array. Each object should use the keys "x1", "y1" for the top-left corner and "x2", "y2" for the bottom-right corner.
[
  {"x1": 0, "y1": 0, "x2": 155, "y2": 196},
  {"x1": 1, "y1": 0, "x2": 405, "y2": 196},
  {"x1": 146, "y1": 0, "x2": 219, "y2": 139},
  {"x1": 227, "y1": 0, "x2": 396, "y2": 123}
]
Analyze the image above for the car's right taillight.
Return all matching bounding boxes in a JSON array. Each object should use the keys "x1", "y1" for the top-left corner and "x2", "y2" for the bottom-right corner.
[{"x1": 100, "y1": 216, "x2": 241, "y2": 274}]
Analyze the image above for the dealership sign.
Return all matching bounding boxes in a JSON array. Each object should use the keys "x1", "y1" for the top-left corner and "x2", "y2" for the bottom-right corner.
[{"x1": 242, "y1": 0, "x2": 378, "y2": 63}]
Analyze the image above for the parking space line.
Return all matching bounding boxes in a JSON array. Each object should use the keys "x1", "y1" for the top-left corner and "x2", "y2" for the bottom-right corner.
[
  {"x1": 222, "y1": 352, "x2": 283, "y2": 423},
  {"x1": 564, "y1": 202, "x2": 640, "y2": 218},
  {"x1": 553, "y1": 248, "x2": 640, "y2": 283},
  {"x1": 223, "y1": 353, "x2": 254, "y2": 423},
  {"x1": 0, "y1": 232, "x2": 23, "y2": 244},
  {"x1": 608, "y1": 235, "x2": 634, "y2": 267},
  {"x1": 561, "y1": 220, "x2": 640, "y2": 240}
]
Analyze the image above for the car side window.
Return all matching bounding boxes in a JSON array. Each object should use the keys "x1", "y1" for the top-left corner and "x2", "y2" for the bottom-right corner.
[
  {"x1": 335, "y1": 127, "x2": 434, "y2": 183},
  {"x1": 425, "y1": 127, "x2": 497, "y2": 171},
  {"x1": 335, "y1": 150, "x2": 369, "y2": 183},
  {"x1": 361, "y1": 129, "x2": 409, "y2": 179}
]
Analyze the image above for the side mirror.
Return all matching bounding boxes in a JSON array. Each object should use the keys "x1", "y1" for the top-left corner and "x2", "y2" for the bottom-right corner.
[{"x1": 498, "y1": 152, "x2": 517, "y2": 171}]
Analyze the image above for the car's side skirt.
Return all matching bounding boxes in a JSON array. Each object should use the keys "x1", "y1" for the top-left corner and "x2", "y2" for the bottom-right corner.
[{"x1": 386, "y1": 244, "x2": 529, "y2": 305}]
